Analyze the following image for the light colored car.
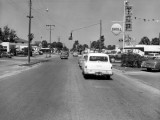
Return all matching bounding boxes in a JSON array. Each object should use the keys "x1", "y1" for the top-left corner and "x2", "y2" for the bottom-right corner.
[
  {"x1": 147, "y1": 53, "x2": 159, "y2": 59},
  {"x1": 141, "y1": 55, "x2": 160, "y2": 71},
  {"x1": 82, "y1": 53, "x2": 113, "y2": 79},
  {"x1": 78, "y1": 53, "x2": 87, "y2": 68},
  {"x1": 1, "y1": 52, "x2": 12, "y2": 58},
  {"x1": 73, "y1": 52, "x2": 78, "y2": 57}
]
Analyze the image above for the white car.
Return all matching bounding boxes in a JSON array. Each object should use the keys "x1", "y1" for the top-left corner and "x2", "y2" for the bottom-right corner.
[
  {"x1": 82, "y1": 53, "x2": 113, "y2": 79},
  {"x1": 78, "y1": 53, "x2": 88, "y2": 68}
]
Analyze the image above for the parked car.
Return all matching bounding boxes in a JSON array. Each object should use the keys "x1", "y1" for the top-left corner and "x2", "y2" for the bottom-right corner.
[
  {"x1": 73, "y1": 52, "x2": 78, "y2": 57},
  {"x1": 141, "y1": 55, "x2": 160, "y2": 71},
  {"x1": 1, "y1": 52, "x2": 12, "y2": 58},
  {"x1": 60, "y1": 52, "x2": 69, "y2": 59},
  {"x1": 146, "y1": 53, "x2": 159, "y2": 59},
  {"x1": 108, "y1": 50, "x2": 122, "y2": 63},
  {"x1": 82, "y1": 53, "x2": 113, "y2": 79},
  {"x1": 78, "y1": 53, "x2": 87, "y2": 68}
]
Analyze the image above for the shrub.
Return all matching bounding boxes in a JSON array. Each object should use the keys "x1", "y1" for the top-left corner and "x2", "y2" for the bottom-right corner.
[{"x1": 121, "y1": 53, "x2": 147, "y2": 68}]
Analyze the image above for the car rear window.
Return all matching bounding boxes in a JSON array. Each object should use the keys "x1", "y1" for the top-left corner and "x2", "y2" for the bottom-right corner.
[{"x1": 89, "y1": 56, "x2": 108, "y2": 62}]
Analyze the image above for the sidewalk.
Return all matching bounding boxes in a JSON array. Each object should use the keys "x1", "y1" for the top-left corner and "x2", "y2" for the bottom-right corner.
[{"x1": 0, "y1": 54, "x2": 58, "y2": 78}]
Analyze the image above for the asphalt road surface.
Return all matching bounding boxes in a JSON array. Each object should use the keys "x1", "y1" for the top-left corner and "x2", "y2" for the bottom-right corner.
[{"x1": 0, "y1": 55, "x2": 159, "y2": 120}]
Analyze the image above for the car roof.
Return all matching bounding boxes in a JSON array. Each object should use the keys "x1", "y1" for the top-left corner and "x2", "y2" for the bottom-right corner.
[{"x1": 88, "y1": 53, "x2": 109, "y2": 57}]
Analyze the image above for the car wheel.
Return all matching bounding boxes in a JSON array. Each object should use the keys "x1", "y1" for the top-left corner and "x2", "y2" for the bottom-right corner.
[{"x1": 83, "y1": 74, "x2": 88, "y2": 79}]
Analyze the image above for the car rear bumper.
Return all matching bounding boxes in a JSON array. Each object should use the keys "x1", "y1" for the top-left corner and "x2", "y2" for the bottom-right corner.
[
  {"x1": 84, "y1": 69, "x2": 113, "y2": 76},
  {"x1": 60, "y1": 56, "x2": 68, "y2": 59}
]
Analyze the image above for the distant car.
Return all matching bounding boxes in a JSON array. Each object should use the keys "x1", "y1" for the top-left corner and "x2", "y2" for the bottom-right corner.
[
  {"x1": 82, "y1": 53, "x2": 113, "y2": 79},
  {"x1": 1, "y1": 52, "x2": 12, "y2": 58},
  {"x1": 60, "y1": 52, "x2": 69, "y2": 59},
  {"x1": 78, "y1": 53, "x2": 87, "y2": 68},
  {"x1": 73, "y1": 52, "x2": 78, "y2": 57},
  {"x1": 141, "y1": 55, "x2": 160, "y2": 71},
  {"x1": 108, "y1": 51, "x2": 122, "y2": 63}
]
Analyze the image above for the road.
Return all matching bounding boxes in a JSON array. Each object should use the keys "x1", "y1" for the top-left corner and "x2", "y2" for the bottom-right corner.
[{"x1": 0, "y1": 55, "x2": 159, "y2": 120}]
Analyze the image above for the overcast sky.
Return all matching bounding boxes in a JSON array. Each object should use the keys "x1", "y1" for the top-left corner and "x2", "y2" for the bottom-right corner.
[{"x1": 1, "y1": 0, "x2": 160, "y2": 48}]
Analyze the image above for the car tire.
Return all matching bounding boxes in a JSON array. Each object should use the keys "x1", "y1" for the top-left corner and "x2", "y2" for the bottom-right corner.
[
  {"x1": 83, "y1": 74, "x2": 88, "y2": 79},
  {"x1": 105, "y1": 75, "x2": 111, "y2": 80},
  {"x1": 82, "y1": 71, "x2": 88, "y2": 79},
  {"x1": 147, "y1": 68, "x2": 152, "y2": 71}
]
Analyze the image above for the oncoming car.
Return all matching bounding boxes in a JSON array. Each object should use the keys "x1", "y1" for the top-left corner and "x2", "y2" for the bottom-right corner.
[
  {"x1": 82, "y1": 53, "x2": 113, "y2": 79},
  {"x1": 60, "y1": 51, "x2": 69, "y2": 59},
  {"x1": 73, "y1": 52, "x2": 78, "y2": 57}
]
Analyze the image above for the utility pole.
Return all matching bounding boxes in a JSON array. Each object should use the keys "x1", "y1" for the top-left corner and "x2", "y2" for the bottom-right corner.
[
  {"x1": 159, "y1": 33, "x2": 160, "y2": 45},
  {"x1": 27, "y1": 0, "x2": 33, "y2": 64},
  {"x1": 46, "y1": 25, "x2": 55, "y2": 57},
  {"x1": 100, "y1": 20, "x2": 102, "y2": 38},
  {"x1": 99, "y1": 20, "x2": 102, "y2": 52}
]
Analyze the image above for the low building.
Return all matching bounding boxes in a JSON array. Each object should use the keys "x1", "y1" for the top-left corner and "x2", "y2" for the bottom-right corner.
[
  {"x1": 0, "y1": 38, "x2": 28, "y2": 52},
  {"x1": 124, "y1": 45, "x2": 160, "y2": 55}
]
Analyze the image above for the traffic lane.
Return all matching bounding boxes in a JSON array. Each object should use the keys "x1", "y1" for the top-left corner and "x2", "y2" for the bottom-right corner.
[
  {"x1": 0, "y1": 57, "x2": 71, "y2": 120},
  {"x1": 124, "y1": 70, "x2": 160, "y2": 90},
  {"x1": 69, "y1": 57, "x2": 160, "y2": 120}
]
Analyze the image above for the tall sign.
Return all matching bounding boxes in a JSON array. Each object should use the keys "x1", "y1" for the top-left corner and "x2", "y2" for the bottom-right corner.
[{"x1": 125, "y1": 1, "x2": 132, "y2": 31}]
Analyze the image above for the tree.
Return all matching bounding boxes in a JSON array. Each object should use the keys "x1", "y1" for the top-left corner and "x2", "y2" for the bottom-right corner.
[
  {"x1": 62, "y1": 46, "x2": 69, "y2": 51},
  {"x1": 91, "y1": 41, "x2": 98, "y2": 49},
  {"x1": 107, "y1": 45, "x2": 116, "y2": 50},
  {"x1": 42, "y1": 40, "x2": 48, "y2": 48},
  {"x1": 9, "y1": 29, "x2": 17, "y2": 42},
  {"x1": 72, "y1": 40, "x2": 79, "y2": 51},
  {"x1": 3, "y1": 25, "x2": 10, "y2": 42},
  {"x1": 52, "y1": 41, "x2": 57, "y2": 48},
  {"x1": 151, "y1": 37, "x2": 160, "y2": 45},
  {"x1": 0, "y1": 28, "x2": 3, "y2": 40},
  {"x1": 82, "y1": 44, "x2": 88, "y2": 51},
  {"x1": 56, "y1": 42, "x2": 63, "y2": 51},
  {"x1": 139, "y1": 36, "x2": 150, "y2": 45},
  {"x1": 77, "y1": 44, "x2": 83, "y2": 53},
  {"x1": 0, "y1": 26, "x2": 17, "y2": 42}
]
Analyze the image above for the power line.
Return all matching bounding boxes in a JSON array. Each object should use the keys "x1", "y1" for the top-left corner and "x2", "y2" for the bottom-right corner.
[{"x1": 71, "y1": 23, "x2": 100, "y2": 32}]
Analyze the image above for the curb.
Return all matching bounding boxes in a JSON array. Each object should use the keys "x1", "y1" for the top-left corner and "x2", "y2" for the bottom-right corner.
[{"x1": 19, "y1": 59, "x2": 50, "y2": 66}]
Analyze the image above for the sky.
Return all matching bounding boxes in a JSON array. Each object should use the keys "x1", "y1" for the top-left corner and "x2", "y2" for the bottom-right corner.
[{"x1": 1, "y1": 0, "x2": 160, "y2": 48}]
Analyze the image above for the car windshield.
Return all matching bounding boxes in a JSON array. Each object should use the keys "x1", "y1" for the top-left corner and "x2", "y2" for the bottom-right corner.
[
  {"x1": 89, "y1": 56, "x2": 108, "y2": 62},
  {"x1": 148, "y1": 53, "x2": 159, "y2": 56}
]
